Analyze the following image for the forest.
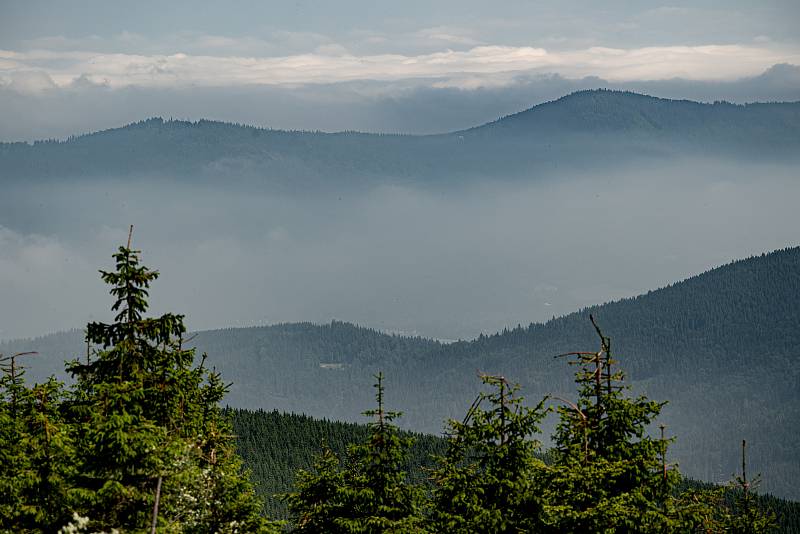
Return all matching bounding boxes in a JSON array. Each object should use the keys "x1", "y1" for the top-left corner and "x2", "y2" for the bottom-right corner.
[
  {"x1": 229, "y1": 407, "x2": 800, "y2": 532},
  {"x1": 10, "y1": 246, "x2": 800, "y2": 500},
  {"x1": 2, "y1": 242, "x2": 798, "y2": 532},
  {"x1": 2, "y1": 91, "x2": 799, "y2": 190}
]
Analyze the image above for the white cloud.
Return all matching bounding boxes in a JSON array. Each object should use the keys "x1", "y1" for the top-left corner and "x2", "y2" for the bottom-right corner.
[
  {"x1": 0, "y1": 42, "x2": 799, "y2": 95},
  {"x1": 3, "y1": 70, "x2": 58, "y2": 94}
]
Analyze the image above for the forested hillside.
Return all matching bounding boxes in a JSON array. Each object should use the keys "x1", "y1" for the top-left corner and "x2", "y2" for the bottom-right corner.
[
  {"x1": 229, "y1": 408, "x2": 800, "y2": 531},
  {"x1": 6, "y1": 246, "x2": 800, "y2": 498},
  {"x1": 173, "y1": 246, "x2": 800, "y2": 500},
  {"x1": 2, "y1": 91, "x2": 798, "y2": 189},
  {"x1": 228, "y1": 408, "x2": 446, "y2": 518},
  {"x1": 471, "y1": 90, "x2": 800, "y2": 145}
]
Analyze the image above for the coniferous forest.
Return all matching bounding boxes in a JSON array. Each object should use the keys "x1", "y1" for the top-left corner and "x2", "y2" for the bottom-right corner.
[
  {"x1": 10, "y1": 246, "x2": 800, "y2": 501},
  {"x1": 2, "y1": 243, "x2": 797, "y2": 532}
]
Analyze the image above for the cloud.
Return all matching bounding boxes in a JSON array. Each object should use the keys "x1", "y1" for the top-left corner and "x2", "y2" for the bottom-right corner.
[
  {"x1": 1, "y1": 43, "x2": 799, "y2": 94},
  {"x1": 17, "y1": 30, "x2": 338, "y2": 58},
  {"x1": 1, "y1": 64, "x2": 799, "y2": 142},
  {"x1": 3, "y1": 69, "x2": 58, "y2": 94}
]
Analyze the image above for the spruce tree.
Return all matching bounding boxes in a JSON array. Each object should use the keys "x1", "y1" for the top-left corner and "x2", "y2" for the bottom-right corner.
[
  {"x1": 65, "y1": 237, "x2": 275, "y2": 532},
  {"x1": 430, "y1": 373, "x2": 548, "y2": 533},
  {"x1": 544, "y1": 316, "x2": 701, "y2": 532},
  {"x1": 284, "y1": 446, "x2": 350, "y2": 533},
  {"x1": 0, "y1": 356, "x2": 75, "y2": 532},
  {"x1": 285, "y1": 373, "x2": 427, "y2": 533},
  {"x1": 722, "y1": 440, "x2": 778, "y2": 533}
]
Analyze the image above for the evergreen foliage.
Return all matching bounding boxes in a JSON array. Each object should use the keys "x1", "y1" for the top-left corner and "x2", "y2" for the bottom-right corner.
[
  {"x1": 231, "y1": 406, "x2": 800, "y2": 533},
  {"x1": 0, "y1": 240, "x2": 277, "y2": 533},
  {"x1": 722, "y1": 440, "x2": 779, "y2": 533},
  {"x1": 268, "y1": 321, "x2": 790, "y2": 532},
  {"x1": 1, "y1": 239, "x2": 799, "y2": 532},
  {"x1": 284, "y1": 373, "x2": 428, "y2": 533},
  {"x1": 12, "y1": 247, "x2": 800, "y2": 498},
  {"x1": 228, "y1": 407, "x2": 445, "y2": 518},
  {"x1": 430, "y1": 375, "x2": 548, "y2": 533},
  {"x1": 542, "y1": 317, "x2": 695, "y2": 532},
  {"x1": 282, "y1": 446, "x2": 349, "y2": 533},
  {"x1": 0, "y1": 359, "x2": 76, "y2": 532}
]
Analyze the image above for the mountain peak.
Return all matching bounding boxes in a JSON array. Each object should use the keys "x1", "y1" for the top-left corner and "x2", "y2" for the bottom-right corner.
[{"x1": 464, "y1": 88, "x2": 799, "y2": 137}]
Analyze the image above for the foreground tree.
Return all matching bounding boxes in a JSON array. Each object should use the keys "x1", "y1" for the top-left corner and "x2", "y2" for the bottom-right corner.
[
  {"x1": 0, "y1": 358, "x2": 76, "y2": 533},
  {"x1": 65, "y1": 236, "x2": 275, "y2": 532},
  {"x1": 543, "y1": 316, "x2": 714, "y2": 532},
  {"x1": 283, "y1": 446, "x2": 349, "y2": 533},
  {"x1": 429, "y1": 374, "x2": 549, "y2": 533}
]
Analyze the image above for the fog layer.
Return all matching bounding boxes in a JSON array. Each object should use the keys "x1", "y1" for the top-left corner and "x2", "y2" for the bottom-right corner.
[{"x1": 1, "y1": 158, "x2": 798, "y2": 341}]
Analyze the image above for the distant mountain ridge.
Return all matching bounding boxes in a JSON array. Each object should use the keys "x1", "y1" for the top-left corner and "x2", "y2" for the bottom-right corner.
[
  {"x1": 2, "y1": 90, "x2": 798, "y2": 187},
  {"x1": 469, "y1": 89, "x2": 800, "y2": 138},
  {"x1": 5, "y1": 89, "x2": 800, "y2": 142},
  {"x1": 5, "y1": 245, "x2": 799, "y2": 499}
]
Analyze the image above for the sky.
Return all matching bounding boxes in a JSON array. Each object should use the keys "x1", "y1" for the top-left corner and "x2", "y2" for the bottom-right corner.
[{"x1": 1, "y1": 1, "x2": 799, "y2": 139}]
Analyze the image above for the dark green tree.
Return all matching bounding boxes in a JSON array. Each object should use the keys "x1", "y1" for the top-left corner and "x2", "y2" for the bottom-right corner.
[
  {"x1": 543, "y1": 316, "x2": 704, "y2": 533},
  {"x1": 283, "y1": 446, "x2": 350, "y2": 533},
  {"x1": 430, "y1": 373, "x2": 549, "y2": 533},
  {"x1": 65, "y1": 237, "x2": 275, "y2": 532},
  {"x1": 0, "y1": 355, "x2": 76, "y2": 533},
  {"x1": 285, "y1": 373, "x2": 427, "y2": 533},
  {"x1": 0, "y1": 352, "x2": 32, "y2": 527}
]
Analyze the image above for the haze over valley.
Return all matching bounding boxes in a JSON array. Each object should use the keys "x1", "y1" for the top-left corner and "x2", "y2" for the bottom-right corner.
[{"x1": 2, "y1": 92, "x2": 799, "y2": 341}]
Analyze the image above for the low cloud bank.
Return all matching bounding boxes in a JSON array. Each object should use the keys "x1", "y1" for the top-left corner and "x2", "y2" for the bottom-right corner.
[
  {"x1": 1, "y1": 159, "x2": 798, "y2": 341},
  {"x1": 2, "y1": 44, "x2": 798, "y2": 91},
  {"x1": 1, "y1": 64, "x2": 798, "y2": 141}
]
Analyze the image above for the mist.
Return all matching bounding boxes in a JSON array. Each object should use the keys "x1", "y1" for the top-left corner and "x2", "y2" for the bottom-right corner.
[{"x1": 2, "y1": 157, "x2": 798, "y2": 341}]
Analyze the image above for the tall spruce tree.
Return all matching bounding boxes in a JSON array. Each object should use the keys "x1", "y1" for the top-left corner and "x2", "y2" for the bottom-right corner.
[
  {"x1": 65, "y1": 237, "x2": 274, "y2": 532},
  {"x1": 430, "y1": 374, "x2": 549, "y2": 533}
]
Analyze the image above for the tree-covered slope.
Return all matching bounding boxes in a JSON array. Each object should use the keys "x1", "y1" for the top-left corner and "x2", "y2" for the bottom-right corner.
[
  {"x1": 228, "y1": 408, "x2": 446, "y2": 518},
  {"x1": 229, "y1": 408, "x2": 800, "y2": 532},
  {"x1": 217, "y1": 247, "x2": 800, "y2": 500},
  {"x1": 5, "y1": 246, "x2": 799, "y2": 498},
  {"x1": 2, "y1": 90, "x2": 798, "y2": 187},
  {"x1": 471, "y1": 90, "x2": 800, "y2": 145},
  {"x1": 410, "y1": 246, "x2": 800, "y2": 498}
]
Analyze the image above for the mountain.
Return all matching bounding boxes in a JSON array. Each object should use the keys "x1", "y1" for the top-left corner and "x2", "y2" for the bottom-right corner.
[
  {"x1": 2, "y1": 90, "x2": 798, "y2": 189},
  {"x1": 470, "y1": 90, "x2": 800, "y2": 141},
  {"x1": 5, "y1": 246, "x2": 799, "y2": 499}
]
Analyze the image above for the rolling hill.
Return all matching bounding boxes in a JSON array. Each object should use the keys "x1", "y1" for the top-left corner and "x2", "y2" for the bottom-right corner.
[{"x1": 2, "y1": 90, "x2": 798, "y2": 189}]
